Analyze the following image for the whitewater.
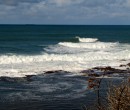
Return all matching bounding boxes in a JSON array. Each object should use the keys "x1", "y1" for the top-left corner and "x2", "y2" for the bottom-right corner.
[{"x1": 0, "y1": 37, "x2": 130, "y2": 77}]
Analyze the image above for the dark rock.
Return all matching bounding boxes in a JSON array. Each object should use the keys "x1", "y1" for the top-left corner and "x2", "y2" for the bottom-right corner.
[
  {"x1": 44, "y1": 71, "x2": 56, "y2": 74},
  {"x1": 44, "y1": 70, "x2": 69, "y2": 74},
  {"x1": 92, "y1": 66, "x2": 129, "y2": 75},
  {"x1": 127, "y1": 63, "x2": 130, "y2": 67},
  {"x1": 24, "y1": 75, "x2": 36, "y2": 82},
  {"x1": 93, "y1": 67, "x2": 101, "y2": 70},
  {"x1": 88, "y1": 73, "x2": 100, "y2": 77},
  {"x1": 119, "y1": 64, "x2": 126, "y2": 67},
  {"x1": 100, "y1": 66, "x2": 115, "y2": 71},
  {"x1": 80, "y1": 69, "x2": 94, "y2": 73}
]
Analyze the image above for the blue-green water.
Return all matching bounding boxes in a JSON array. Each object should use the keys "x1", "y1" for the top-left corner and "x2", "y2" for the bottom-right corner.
[
  {"x1": 0, "y1": 25, "x2": 130, "y2": 77},
  {"x1": 0, "y1": 25, "x2": 130, "y2": 110},
  {"x1": 0, "y1": 25, "x2": 130, "y2": 55}
]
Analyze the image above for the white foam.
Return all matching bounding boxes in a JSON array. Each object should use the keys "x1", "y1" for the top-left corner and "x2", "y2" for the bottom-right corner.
[
  {"x1": 0, "y1": 50, "x2": 129, "y2": 64},
  {"x1": 59, "y1": 42, "x2": 118, "y2": 49},
  {"x1": 76, "y1": 36, "x2": 98, "y2": 43},
  {"x1": 0, "y1": 38, "x2": 130, "y2": 77}
]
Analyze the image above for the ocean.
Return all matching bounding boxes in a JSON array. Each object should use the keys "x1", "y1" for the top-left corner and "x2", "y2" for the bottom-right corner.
[
  {"x1": 0, "y1": 25, "x2": 130, "y2": 77},
  {"x1": 0, "y1": 25, "x2": 130, "y2": 110}
]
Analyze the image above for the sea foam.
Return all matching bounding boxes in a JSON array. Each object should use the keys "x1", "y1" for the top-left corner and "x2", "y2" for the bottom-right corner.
[
  {"x1": 76, "y1": 36, "x2": 98, "y2": 43},
  {"x1": 0, "y1": 37, "x2": 130, "y2": 77},
  {"x1": 58, "y1": 42, "x2": 118, "y2": 49}
]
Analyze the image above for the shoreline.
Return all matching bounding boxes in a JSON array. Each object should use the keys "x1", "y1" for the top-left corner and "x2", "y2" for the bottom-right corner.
[
  {"x1": 0, "y1": 63, "x2": 129, "y2": 110},
  {"x1": 0, "y1": 62, "x2": 130, "y2": 83}
]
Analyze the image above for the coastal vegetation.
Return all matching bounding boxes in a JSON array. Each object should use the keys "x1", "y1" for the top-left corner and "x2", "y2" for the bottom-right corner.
[{"x1": 83, "y1": 65, "x2": 130, "y2": 110}]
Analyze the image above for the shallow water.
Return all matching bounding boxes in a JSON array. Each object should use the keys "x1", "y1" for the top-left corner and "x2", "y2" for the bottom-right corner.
[{"x1": 0, "y1": 72, "x2": 124, "y2": 110}]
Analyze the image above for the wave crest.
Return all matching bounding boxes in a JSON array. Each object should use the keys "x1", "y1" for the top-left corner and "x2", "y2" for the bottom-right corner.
[
  {"x1": 76, "y1": 36, "x2": 98, "y2": 43},
  {"x1": 59, "y1": 42, "x2": 118, "y2": 49}
]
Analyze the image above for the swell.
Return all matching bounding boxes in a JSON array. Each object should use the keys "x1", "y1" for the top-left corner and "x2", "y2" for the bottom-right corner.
[
  {"x1": 58, "y1": 42, "x2": 118, "y2": 49},
  {"x1": 0, "y1": 49, "x2": 130, "y2": 64},
  {"x1": 76, "y1": 36, "x2": 98, "y2": 42},
  {"x1": 0, "y1": 37, "x2": 130, "y2": 77}
]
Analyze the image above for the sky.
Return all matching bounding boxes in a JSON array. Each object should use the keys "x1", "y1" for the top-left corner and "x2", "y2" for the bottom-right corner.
[{"x1": 0, "y1": 0, "x2": 130, "y2": 24}]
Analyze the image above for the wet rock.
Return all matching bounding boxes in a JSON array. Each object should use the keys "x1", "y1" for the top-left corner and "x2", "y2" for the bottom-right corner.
[
  {"x1": 44, "y1": 70, "x2": 59, "y2": 74},
  {"x1": 80, "y1": 69, "x2": 94, "y2": 74},
  {"x1": 99, "y1": 66, "x2": 115, "y2": 71},
  {"x1": 119, "y1": 64, "x2": 127, "y2": 67},
  {"x1": 88, "y1": 73, "x2": 100, "y2": 77},
  {"x1": 127, "y1": 63, "x2": 130, "y2": 67},
  {"x1": 93, "y1": 66, "x2": 128, "y2": 73},
  {"x1": 44, "y1": 70, "x2": 69, "y2": 74},
  {"x1": 24, "y1": 75, "x2": 36, "y2": 82}
]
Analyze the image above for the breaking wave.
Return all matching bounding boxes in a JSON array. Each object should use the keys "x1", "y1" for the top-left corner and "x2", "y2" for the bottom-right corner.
[
  {"x1": 0, "y1": 37, "x2": 130, "y2": 77},
  {"x1": 76, "y1": 36, "x2": 98, "y2": 43},
  {"x1": 0, "y1": 50, "x2": 130, "y2": 64},
  {"x1": 58, "y1": 42, "x2": 118, "y2": 49}
]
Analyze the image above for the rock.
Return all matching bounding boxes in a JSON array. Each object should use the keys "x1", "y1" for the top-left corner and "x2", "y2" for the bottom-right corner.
[
  {"x1": 92, "y1": 66, "x2": 129, "y2": 75},
  {"x1": 44, "y1": 71, "x2": 56, "y2": 74},
  {"x1": 127, "y1": 63, "x2": 130, "y2": 67},
  {"x1": 88, "y1": 73, "x2": 100, "y2": 77},
  {"x1": 80, "y1": 69, "x2": 94, "y2": 73},
  {"x1": 100, "y1": 66, "x2": 115, "y2": 71},
  {"x1": 93, "y1": 67, "x2": 101, "y2": 70},
  {"x1": 119, "y1": 64, "x2": 126, "y2": 67},
  {"x1": 24, "y1": 75, "x2": 36, "y2": 82},
  {"x1": 44, "y1": 70, "x2": 69, "y2": 74},
  {"x1": 93, "y1": 66, "x2": 112, "y2": 71}
]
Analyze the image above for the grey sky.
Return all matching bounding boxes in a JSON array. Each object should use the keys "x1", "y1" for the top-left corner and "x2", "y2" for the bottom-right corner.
[{"x1": 0, "y1": 0, "x2": 130, "y2": 24}]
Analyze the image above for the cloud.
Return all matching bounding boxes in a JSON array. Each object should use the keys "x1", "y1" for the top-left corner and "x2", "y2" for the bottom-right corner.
[
  {"x1": 0, "y1": 0, "x2": 130, "y2": 24},
  {"x1": 0, "y1": 0, "x2": 40, "y2": 5},
  {"x1": 47, "y1": 0, "x2": 84, "y2": 7}
]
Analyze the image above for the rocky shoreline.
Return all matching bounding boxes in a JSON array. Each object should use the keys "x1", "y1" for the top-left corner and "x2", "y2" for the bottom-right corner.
[
  {"x1": 81, "y1": 64, "x2": 130, "y2": 77},
  {"x1": 0, "y1": 63, "x2": 130, "y2": 83}
]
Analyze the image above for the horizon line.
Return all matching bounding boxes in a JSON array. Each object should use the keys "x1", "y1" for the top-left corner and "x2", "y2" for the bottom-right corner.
[{"x1": 0, "y1": 24, "x2": 130, "y2": 26}]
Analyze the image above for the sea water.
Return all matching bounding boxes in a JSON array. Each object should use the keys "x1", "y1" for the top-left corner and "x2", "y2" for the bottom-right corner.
[
  {"x1": 0, "y1": 25, "x2": 130, "y2": 77},
  {"x1": 0, "y1": 25, "x2": 130, "y2": 110}
]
